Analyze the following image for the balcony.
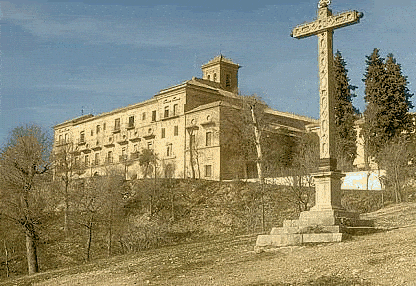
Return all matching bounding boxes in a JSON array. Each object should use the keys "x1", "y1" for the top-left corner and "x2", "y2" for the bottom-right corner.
[
  {"x1": 126, "y1": 122, "x2": 135, "y2": 130},
  {"x1": 143, "y1": 128, "x2": 155, "y2": 139},
  {"x1": 104, "y1": 137, "x2": 115, "y2": 147},
  {"x1": 119, "y1": 155, "x2": 128, "y2": 162},
  {"x1": 129, "y1": 130, "x2": 140, "y2": 142},
  {"x1": 117, "y1": 133, "x2": 128, "y2": 145},
  {"x1": 130, "y1": 152, "x2": 140, "y2": 160},
  {"x1": 55, "y1": 140, "x2": 70, "y2": 147},
  {"x1": 77, "y1": 138, "x2": 86, "y2": 145},
  {"x1": 92, "y1": 140, "x2": 102, "y2": 151}
]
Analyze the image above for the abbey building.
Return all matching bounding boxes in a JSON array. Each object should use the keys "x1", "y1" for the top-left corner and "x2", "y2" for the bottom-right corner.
[{"x1": 53, "y1": 56, "x2": 317, "y2": 180}]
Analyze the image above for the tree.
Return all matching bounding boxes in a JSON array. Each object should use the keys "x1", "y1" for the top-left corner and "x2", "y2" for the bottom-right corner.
[
  {"x1": 333, "y1": 51, "x2": 358, "y2": 171},
  {"x1": 363, "y1": 49, "x2": 414, "y2": 165},
  {"x1": 262, "y1": 127, "x2": 297, "y2": 176},
  {"x1": 384, "y1": 53, "x2": 414, "y2": 134},
  {"x1": 286, "y1": 132, "x2": 320, "y2": 212},
  {"x1": 237, "y1": 95, "x2": 269, "y2": 231},
  {"x1": 0, "y1": 125, "x2": 51, "y2": 275},
  {"x1": 138, "y1": 149, "x2": 157, "y2": 178},
  {"x1": 71, "y1": 174, "x2": 120, "y2": 262},
  {"x1": 97, "y1": 170, "x2": 126, "y2": 257},
  {"x1": 52, "y1": 139, "x2": 85, "y2": 237},
  {"x1": 378, "y1": 137, "x2": 414, "y2": 203},
  {"x1": 186, "y1": 126, "x2": 199, "y2": 179}
]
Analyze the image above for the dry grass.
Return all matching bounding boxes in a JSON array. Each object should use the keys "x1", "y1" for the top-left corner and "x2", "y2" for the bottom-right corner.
[{"x1": 2, "y1": 203, "x2": 416, "y2": 286}]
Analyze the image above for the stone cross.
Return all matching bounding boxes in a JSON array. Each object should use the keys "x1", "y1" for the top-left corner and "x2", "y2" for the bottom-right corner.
[
  {"x1": 254, "y1": 1, "x2": 368, "y2": 250},
  {"x1": 291, "y1": 1, "x2": 363, "y2": 171}
]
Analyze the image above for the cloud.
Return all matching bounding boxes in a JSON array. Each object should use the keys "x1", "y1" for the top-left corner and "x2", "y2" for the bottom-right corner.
[{"x1": 1, "y1": 2, "x2": 218, "y2": 49}]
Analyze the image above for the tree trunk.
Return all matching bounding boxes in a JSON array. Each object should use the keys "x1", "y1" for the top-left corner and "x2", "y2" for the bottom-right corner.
[
  {"x1": 151, "y1": 163, "x2": 157, "y2": 216},
  {"x1": 381, "y1": 190, "x2": 384, "y2": 208},
  {"x1": 171, "y1": 193, "x2": 175, "y2": 221},
  {"x1": 64, "y1": 180, "x2": 70, "y2": 237},
  {"x1": 107, "y1": 208, "x2": 113, "y2": 257},
  {"x1": 86, "y1": 218, "x2": 93, "y2": 262},
  {"x1": 189, "y1": 132, "x2": 196, "y2": 179},
  {"x1": 394, "y1": 167, "x2": 401, "y2": 203},
  {"x1": 25, "y1": 229, "x2": 39, "y2": 275},
  {"x1": 250, "y1": 105, "x2": 265, "y2": 233},
  {"x1": 4, "y1": 240, "x2": 9, "y2": 278}
]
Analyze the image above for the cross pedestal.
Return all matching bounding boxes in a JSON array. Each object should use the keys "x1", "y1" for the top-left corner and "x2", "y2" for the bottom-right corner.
[
  {"x1": 298, "y1": 171, "x2": 359, "y2": 226},
  {"x1": 256, "y1": 1, "x2": 372, "y2": 251}
]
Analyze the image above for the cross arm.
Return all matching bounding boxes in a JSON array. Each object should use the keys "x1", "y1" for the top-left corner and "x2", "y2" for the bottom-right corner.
[{"x1": 291, "y1": 10, "x2": 363, "y2": 39}]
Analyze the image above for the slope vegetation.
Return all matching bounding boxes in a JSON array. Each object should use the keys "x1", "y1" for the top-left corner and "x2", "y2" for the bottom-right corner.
[{"x1": 2, "y1": 202, "x2": 416, "y2": 286}]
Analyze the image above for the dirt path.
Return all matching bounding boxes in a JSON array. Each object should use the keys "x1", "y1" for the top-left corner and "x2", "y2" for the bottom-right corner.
[{"x1": 29, "y1": 226, "x2": 416, "y2": 286}]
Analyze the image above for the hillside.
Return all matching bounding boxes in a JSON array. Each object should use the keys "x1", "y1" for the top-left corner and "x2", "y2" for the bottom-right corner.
[{"x1": 2, "y1": 202, "x2": 416, "y2": 286}]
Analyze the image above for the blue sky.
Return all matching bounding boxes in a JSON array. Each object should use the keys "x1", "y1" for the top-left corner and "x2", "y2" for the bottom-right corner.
[{"x1": 1, "y1": 0, "x2": 416, "y2": 145}]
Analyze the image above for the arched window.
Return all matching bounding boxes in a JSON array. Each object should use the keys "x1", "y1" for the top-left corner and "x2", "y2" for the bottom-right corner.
[
  {"x1": 173, "y1": 104, "x2": 179, "y2": 116},
  {"x1": 164, "y1": 106, "x2": 169, "y2": 118}
]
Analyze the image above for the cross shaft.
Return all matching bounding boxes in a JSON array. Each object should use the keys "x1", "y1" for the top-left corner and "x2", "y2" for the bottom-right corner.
[{"x1": 291, "y1": 6, "x2": 363, "y2": 170}]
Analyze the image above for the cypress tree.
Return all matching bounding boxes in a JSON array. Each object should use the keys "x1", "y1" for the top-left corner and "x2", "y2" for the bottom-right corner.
[
  {"x1": 363, "y1": 49, "x2": 413, "y2": 165},
  {"x1": 384, "y1": 53, "x2": 413, "y2": 136},
  {"x1": 362, "y1": 48, "x2": 386, "y2": 167},
  {"x1": 333, "y1": 50, "x2": 358, "y2": 171}
]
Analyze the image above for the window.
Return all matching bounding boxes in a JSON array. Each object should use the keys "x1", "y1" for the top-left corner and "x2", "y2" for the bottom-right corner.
[
  {"x1": 164, "y1": 106, "x2": 169, "y2": 118},
  {"x1": 103, "y1": 123, "x2": 106, "y2": 131},
  {"x1": 142, "y1": 112, "x2": 146, "y2": 120},
  {"x1": 207, "y1": 74, "x2": 211, "y2": 80},
  {"x1": 128, "y1": 116, "x2": 134, "y2": 128},
  {"x1": 120, "y1": 147, "x2": 127, "y2": 161},
  {"x1": 84, "y1": 155, "x2": 89, "y2": 166},
  {"x1": 190, "y1": 133, "x2": 196, "y2": 147},
  {"x1": 206, "y1": 131, "x2": 212, "y2": 146},
  {"x1": 133, "y1": 144, "x2": 138, "y2": 152},
  {"x1": 96, "y1": 125, "x2": 101, "y2": 134},
  {"x1": 205, "y1": 165, "x2": 212, "y2": 177},
  {"x1": 91, "y1": 130, "x2": 94, "y2": 136},
  {"x1": 152, "y1": 110, "x2": 156, "y2": 122},
  {"x1": 107, "y1": 151, "x2": 113, "y2": 163},
  {"x1": 213, "y1": 73, "x2": 217, "y2": 82},
  {"x1": 59, "y1": 135, "x2": 63, "y2": 144},
  {"x1": 147, "y1": 141, "x2": 153, "y2": 150},
  {"x1": 94, "y1": 153, "x2": 100, "y2": 165},
  {"x1": 167, "y1": 143, "x2": 173, "y2": 157},
  {"x1": 80, "y1": 131, "x2": 85, "y2": 143},
  {"x1": 114, "y1": 118, "x2": 121, "y2": 131},
  {"x1": 64, "y1": 133, "x2": 68, "y2": 143},
  {"x1": 161, "y1": 128, "x2": 166, "y2": 138},
  {"x1": 174, "y1": 125, "x2": 179, "y2": 136},
  {"x1": 74, "y1": 156, "x2": 80, "y2": 167},
  {"x1": 173, "y1": 104, "x2": 178, "y2": 116},
  {"x1": 226, "y1": 74, "x2": 231, "y2": 87}
]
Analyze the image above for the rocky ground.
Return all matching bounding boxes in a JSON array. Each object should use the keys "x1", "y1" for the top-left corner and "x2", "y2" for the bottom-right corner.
[{"x1": 2, "y1": 203, "x2": 416, "y2": 286}]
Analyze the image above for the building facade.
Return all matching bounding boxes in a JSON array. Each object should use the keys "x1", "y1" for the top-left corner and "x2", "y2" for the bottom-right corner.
[{"x1": 53, "y1": 56, "x2": 318, "y2": 181}]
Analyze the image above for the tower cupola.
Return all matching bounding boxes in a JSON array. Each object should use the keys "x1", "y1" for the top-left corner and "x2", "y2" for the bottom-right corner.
[{"x1": 201, "y1": 55, "x2": 240, "y2": 93}]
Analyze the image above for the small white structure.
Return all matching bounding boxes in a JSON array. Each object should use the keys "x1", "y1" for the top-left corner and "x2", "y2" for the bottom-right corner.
[{"x1": 341, "y1": 171, "x2": 385, "y2": 191}]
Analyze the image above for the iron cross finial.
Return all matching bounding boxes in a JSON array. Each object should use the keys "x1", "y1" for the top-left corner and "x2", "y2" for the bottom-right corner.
[{"x1": 318, "y1": 0, "x2": 331, "y2": 8}]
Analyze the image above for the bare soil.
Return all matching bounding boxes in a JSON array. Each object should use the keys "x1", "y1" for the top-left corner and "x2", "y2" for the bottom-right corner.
[{"x1": 3, "y1": 203, "x2": 416, "y2": 286}]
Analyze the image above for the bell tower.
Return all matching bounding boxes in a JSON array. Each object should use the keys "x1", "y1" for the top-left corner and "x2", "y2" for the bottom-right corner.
[{"x1": 201, "y1": 55, "x2": 240, "y2": 93}]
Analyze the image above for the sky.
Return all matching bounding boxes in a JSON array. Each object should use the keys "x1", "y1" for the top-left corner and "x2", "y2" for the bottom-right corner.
[{"x1": 1, "y1": 0, "x2": 416, "y2": 145}]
